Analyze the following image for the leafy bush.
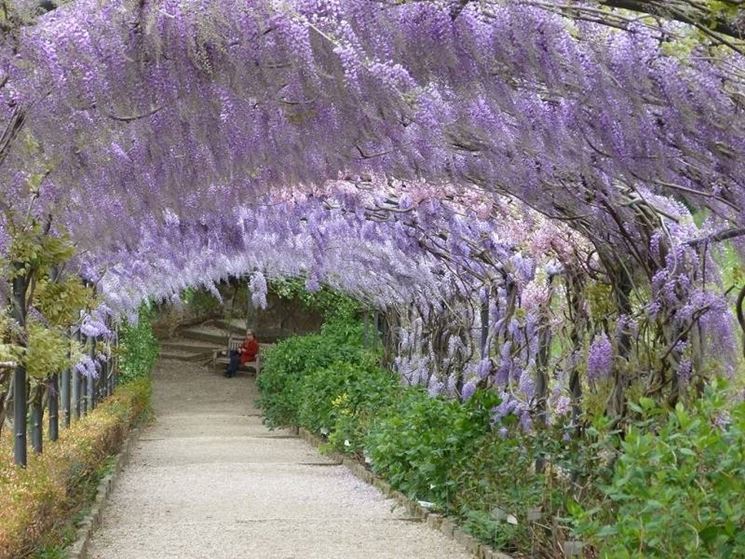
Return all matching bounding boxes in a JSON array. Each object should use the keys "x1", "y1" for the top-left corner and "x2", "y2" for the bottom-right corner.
[
  {"x1": 269, "y1": 278, "x2": 361, "y2": 322},
  {"x1": 450, "y1": 430, "x2": 575, "y2": 555},
  {"x1": 257, "y1": 319, "x2": 376, "y2": 427},
  {"x1": 365, "y1": 388, "x2": 500, "y2": 508},
  {"x1": 573, "y1": 385, "x2": 745, "y2": 558},
  {"x1": 258, "y1": 324, "x2": 745, "y2": 558},
  {"x1": 180, "y1": 287, "x2": 222, "y2": 318},
  {"x1": 0, "y1": 378, "x2": 150, "y2": 559},
  {"x1": 296, "y1": 361, "x2": 400, "y2": 454},
  {"x1": 453, "y1": 432, "x2": 545, "y2": 552},
  {"x1": 118, "y1": 305, "x2": 159, "y2": 383}
]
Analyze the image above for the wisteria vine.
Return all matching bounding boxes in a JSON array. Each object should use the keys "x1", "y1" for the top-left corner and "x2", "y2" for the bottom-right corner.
[{"x1": 0, "y1": 0, "x2": 743, "y2": 435}]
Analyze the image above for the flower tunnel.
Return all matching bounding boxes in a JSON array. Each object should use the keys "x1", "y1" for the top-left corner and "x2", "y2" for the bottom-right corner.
[{"x1": 0, "y1": 0, "x2": 743, "y2": 466}]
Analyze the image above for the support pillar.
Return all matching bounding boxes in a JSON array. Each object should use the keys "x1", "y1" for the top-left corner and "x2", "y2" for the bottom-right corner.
[
  {"x1": 61, "y1": 368, "x2": 71, "y2": 428},
  {"x1": 49, "y1": 374, "x2": 59, "y2": 441}
]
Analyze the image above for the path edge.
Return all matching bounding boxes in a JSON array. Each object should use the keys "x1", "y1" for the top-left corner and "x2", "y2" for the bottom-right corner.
[
  {"x1": 67, "y1": 426, "x2": 143, "y2": 559},
  {"x1": 296, "y1": 427, "x2": 513, "y2": 559}
]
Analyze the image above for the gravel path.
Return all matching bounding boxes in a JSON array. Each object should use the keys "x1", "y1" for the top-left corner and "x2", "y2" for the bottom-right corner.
[{"x1": 87, "y1": 359, "x2": 473, "y2": 559}]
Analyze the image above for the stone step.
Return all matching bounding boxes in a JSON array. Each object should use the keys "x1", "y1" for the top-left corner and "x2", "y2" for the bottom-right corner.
[
  {"x1": 179, "y1": 327, "x2": 228, "y2": 345},
  {"x1": 160, "y1": 349, "x2": 214, "y2": 363},
  {"x1": 161, "y1": 340, "x2": 219, "y2": 353},
  {"x1": 210, "y1": 318, "x2": 247, "y2": 336},
  {"x1": 182, "y1": 327, "x2": 281, "y2": 345}
]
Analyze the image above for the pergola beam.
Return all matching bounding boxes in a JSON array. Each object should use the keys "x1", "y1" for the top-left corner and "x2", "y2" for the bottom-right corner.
[{"x1": 599, "y1": 0, "x2": 743, "y2": 39}]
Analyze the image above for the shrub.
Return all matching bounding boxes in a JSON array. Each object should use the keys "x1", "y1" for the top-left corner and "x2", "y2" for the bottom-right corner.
[
  {"x1": 269, "y1": 278, "x2": 361, "y2": 322},
  {"x1": 258, "y1": 325, "x2": 745, "y2": 558},
  {"x1": 450, "y1": 429, "x2": 579, "y2": 555},
  {"x1": 0, "y1": 378, "x2": 150, "y2": 559},
  {"x1": 365, "y1": 388, "x2": 500, "y2": 508},
  {"x1": 118, "y1": 305, "x2": 159, "y2": 383},
  {"x1": 257, "y1": 319, "x2": 377, "y2": 427},
  {"x1": 181, "y1": 287, "x2": 222, "y2": 318},
  {"x1": 573, "y1": 385, "x2": 745, "y2": 558},
  {"x1": 296, "y1": 361, "x2": 400, "y2": 454}
]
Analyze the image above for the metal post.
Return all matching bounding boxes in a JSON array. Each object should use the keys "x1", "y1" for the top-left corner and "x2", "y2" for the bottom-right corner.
[
  {"x1": 87, "y1": 369, "x2": 95, "y2": 411},
  {"x1": 480, "y1": 291, "x2": 489, "y2": 359},
  {"x1": 12, "y1": 273, "x2": 28, "y2": 467},
  {"x1": 88, "y1": 336, "x2": 96, "y2": 410},
  {"x1": 13, "y1": 365, "x2": 27, "y2": 466},
  {"x1": 79, "y1": 333, "x2": 88, "y2": 416},
  {"x1": 31, "y1": 388, "x2": 43, "y2": 454},
  {"x1": 72, "y1": 366, "x2": 81, "y2": 419},
  {"x1": 112, "y1": 325, "x2": 118, "y2": 391},
  {"x1": 70, "y1": 328, "x2": 80, "y2": 421},
  {"x1": 105, "y1": 318, "x2": 111, "y2": 396},
  {"x1": 49, "y1": 374, "x2": 59, "y2": 441},
  {"x1": 102, "y1": 357, "x2": 108, "y2": 398},
  {"x1": 246, "y1": 278, "x2": 251, "y2": 330},
  {"x1": 104, "y1": 329, "x2": 112, "y2": 397},
  {"x1": 61, "y1": 368, "x2": 71, "y2": 428},
  {"x1": 363, "y1": 312, "x2": 375, "y2": 348},
  {"x1": 106, "y1": 355, "x2": 113, "y2": 396}
]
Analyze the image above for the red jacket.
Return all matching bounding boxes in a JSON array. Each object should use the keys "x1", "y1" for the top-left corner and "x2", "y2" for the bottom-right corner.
[{"x1": 240, "y1": 337, "x2": 259, "y2": 365}]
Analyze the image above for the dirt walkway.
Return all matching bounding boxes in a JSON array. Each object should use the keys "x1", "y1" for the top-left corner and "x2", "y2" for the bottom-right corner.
[{"x1": 87, "y1": 359, "x2": 473, "y2": 558}]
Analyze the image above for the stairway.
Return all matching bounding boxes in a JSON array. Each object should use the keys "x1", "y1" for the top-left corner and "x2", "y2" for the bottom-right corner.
[
  {"x1": 158, "y1": 339, "x2": 216, "y2": 364},
  {"x1": 158, "y1": 319, "x2": 248, "y2": 364}
]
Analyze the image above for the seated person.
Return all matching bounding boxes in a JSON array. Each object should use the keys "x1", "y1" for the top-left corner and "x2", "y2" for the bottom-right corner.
[{"x1": 225, "y1": 329, "x2": 259, "y2": 378}]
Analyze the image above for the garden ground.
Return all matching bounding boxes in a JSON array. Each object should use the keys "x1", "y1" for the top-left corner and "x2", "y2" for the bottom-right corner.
[{"x1": 87, "y1": 357, "x2": 472, "y2": 559}]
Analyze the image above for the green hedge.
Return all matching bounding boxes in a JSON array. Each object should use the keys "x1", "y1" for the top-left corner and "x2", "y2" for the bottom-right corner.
[
  {"x1": 257, "y1": 324, "x2": 557, "y2": 554},
  {"x1": 573, "y1": 387, "x2": 745, "y2": 558},
  {"x1": 0, "y1": 302, "x2": 158, "y2": 559},
  {"x1": 297, "y1": 361, "x2": 400, "y2": 454},
  {"x1": 257, "y1": 326, "x2": 745, "y2": 558},
  {"x1": 118, "y1": 305, "x2": 159, "y2": 383},
  {"x1": 0, "y1": 378, "x2": 151, "y2": 559},
  {"x1": 257, "y1": 319, "x2": 378, "y2": 427},
  {"x1": 366, "y1": 388, "x2": 499, "y2": 507}
]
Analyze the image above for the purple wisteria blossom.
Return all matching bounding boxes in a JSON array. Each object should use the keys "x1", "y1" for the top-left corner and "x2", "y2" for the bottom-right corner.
[
  {"x1": 0, "y1": 0, "x2": 741, "y2": 437},
  {"x1": 74, "y1": 355, "x2": 99, "y2": 379},
  {"x1": 249, "y1": 272, "x2": 268, "y2": 310},
  {"x1": 587, "y1": 333, "x2": 613, "y2": 381},
  {"x1": 461, "y1": 380, "x2": 477, "y2": 401}
]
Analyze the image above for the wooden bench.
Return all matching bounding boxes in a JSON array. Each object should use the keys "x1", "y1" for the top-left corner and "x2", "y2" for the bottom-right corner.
[{"x1": 212, "y1": 335, "x2": 262, "y2": 374}]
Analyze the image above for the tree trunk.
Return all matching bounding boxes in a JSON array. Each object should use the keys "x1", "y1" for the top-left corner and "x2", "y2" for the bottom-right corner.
[
  {"x1": 535, "y1": 276, "x2": 555, "y2": 428},
  {"x1": 566, "y1": 273, "x2": 586, "y2": 429},
  {"x1": 480, "y1": 293, "x2": 489, "y2": 359},
  {"x1": 608, "y1": 267, "x2": 633, "y2": 419}
]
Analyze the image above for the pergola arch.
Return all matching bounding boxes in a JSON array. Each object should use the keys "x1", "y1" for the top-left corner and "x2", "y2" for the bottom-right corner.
[{"x1": 0, "y1": 0, "x2": 743, "y2": 448}]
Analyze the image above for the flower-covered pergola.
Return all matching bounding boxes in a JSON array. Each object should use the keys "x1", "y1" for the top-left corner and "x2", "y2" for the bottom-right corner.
[{"x1": 1, "y1": 0, "x2": 744, "y2": 464}]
